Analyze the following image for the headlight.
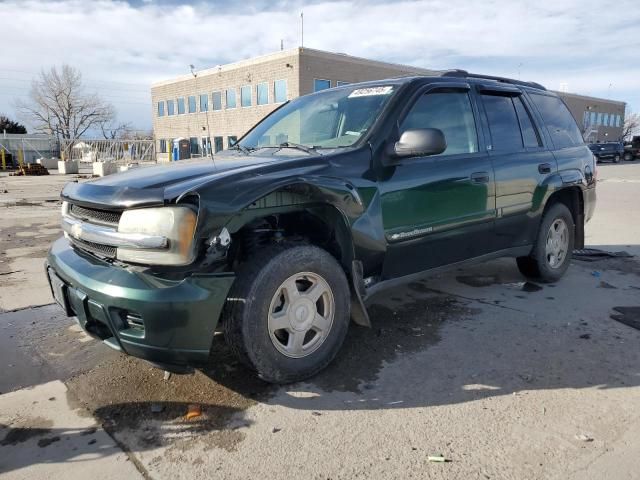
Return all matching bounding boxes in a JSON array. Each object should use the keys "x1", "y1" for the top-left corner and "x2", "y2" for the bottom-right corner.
[{"x1": 117, "y1": 206, "x2": 197, "y2": 266}]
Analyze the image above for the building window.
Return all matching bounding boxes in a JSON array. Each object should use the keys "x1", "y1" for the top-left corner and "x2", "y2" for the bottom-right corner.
[
  {"x1": 189, "y1": 137, "x2": 199, "y2": 155},
  {"x1": 257, "y1": 82, "x2": 269, "y2": 105},
  {"x1": 159, "y1": 139, "x2": 167, "y2": 153},
  {"x1": 314, "y1": 79, "x2": 331, "y2": 92},
  {"x1": 157, "y1": 101, "x2": 165, "y2": 117},
  {"x1": 214, "y1": 136, "x2": 224, "y2": 153},
  {"x1": 336, "y1": 81, "x2": 350, "y2": 86},
  {"x1": 226, "y1": 89, "x2": 237, "y2": 109},
  {"x1": 199, "y1": 94, "x2": 208, "y2": 112},
  {"x1": 603, "y1": 113, "x2": 609, "y2": 127},
  {"x1": 212, "y1": 91, "x2": 222, "y2": 111},
  {"x1": 241, "y1": 85, "x2": 252, "y2": 107},
  {"x1": 589, "y1": 111, "x2": 596, "y2": 126},
  {"x1": 201, "y1": 137, "x2": 211, "y2": 156},
  {"x1": 177, "y1": 97, "x2": 185, "y2": 114},
  {"x1": 596, "y1": 112, "x2": 603, "y2": 126},
  {"x1": 274, "y1": 79, "x2": 287, "y2": 103},
  {"x1": 167, "y1": 99, "x2": 175, "y2": 116},
  {"x1": 228, "y1": 136, "x2": 238, "y2": 147},
  {"x1": 615, "y1": 114, "x2": 621, "y2": 127},
  {"x1": 188, "y1": 95, "x2": 197, "y2": 113}
]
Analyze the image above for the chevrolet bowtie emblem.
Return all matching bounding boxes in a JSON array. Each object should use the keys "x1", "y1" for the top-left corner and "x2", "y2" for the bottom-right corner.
[{"x1": 70, "y1": 223, "x2": 82, "y2": 239}]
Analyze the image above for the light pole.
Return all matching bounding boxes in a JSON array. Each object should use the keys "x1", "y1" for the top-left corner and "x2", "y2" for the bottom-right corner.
[{"x1": 190, "y1": 64, "x2": 214, "y2": 161}]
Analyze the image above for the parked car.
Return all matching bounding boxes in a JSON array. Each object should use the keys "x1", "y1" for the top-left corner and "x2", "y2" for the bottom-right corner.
[
  {"x1": 624, "y1": 136, "x2": 640, "y2": 161},
  {"x1": 588, "y1": 141, "x2": 624, "y2": 163},
  {"x1": 46, "y1": 72, "x2": 596, "y2": 383}
]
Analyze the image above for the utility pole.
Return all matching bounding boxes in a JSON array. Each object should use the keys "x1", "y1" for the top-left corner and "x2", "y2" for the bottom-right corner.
[{"x1": 301, "y1": 11, "x2": 304, "y2": 48}]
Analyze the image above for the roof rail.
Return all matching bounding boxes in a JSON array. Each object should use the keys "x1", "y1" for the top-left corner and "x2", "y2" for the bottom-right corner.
[{"x1": 438, "y1": 69, "x2": 546, "y2": 91}]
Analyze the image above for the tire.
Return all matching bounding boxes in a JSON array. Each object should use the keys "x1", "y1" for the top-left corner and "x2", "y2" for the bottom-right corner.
[
  {"x1": 516, "y1": 203, "x2": 575, "y2": 283},
  {"x1": 624, "y1": 152, "x2": 632, "y2": 162},
  {"x1": 614, "y1": 154, "x2": 620, "y2": 163},
  {"x1": 221, "y1": 243, "x2": 350, "y2": 384}
]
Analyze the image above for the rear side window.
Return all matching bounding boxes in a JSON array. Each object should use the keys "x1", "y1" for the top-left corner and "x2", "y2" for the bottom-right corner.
[
  {"x1": 401, "y1": 91, "x2": 478, "y2": 156},
  {"x1": 513, "y1": 97, "x2": 542, "y2": 148},
  {"x1": 482, "y1": 94, "x2": 522, "y2": 151},
  {"x1": 528, "y1": 93, "x2": 583, "y2": 149}
]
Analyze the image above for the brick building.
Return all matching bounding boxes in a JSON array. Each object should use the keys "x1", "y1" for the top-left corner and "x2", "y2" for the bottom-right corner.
[{"x1": 151, "y1": 48, "x2": 625, "y2": 161}]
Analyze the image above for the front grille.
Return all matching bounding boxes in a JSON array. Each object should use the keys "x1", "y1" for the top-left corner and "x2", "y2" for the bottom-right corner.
[
  {"x1": 70, "y1": 204, "x2": 122, "y2": 226},
  {"x1": 69, "y1": 236, "x2": 117, "y2": 259}
]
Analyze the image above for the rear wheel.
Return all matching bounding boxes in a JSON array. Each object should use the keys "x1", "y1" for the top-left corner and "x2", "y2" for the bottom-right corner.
[
  {"x1": 222, "y1": 243, "x2": 350, "y2": 384},
  {"x1": 614, "y1": 154, "x2": 621, "y2": 163},
  {"x1": 516, "y1": 203, "x2": 575, "y2": 282}
]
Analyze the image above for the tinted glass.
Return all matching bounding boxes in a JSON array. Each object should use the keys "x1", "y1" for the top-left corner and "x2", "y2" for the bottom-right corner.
[
  {"x1": 482, "y1": 95, "x2": 523, "y2": 151},
  {"x1": 529, "y1": 93, "x2": 583, "y2": 149},
  {"x1": 166, "y1": 99, "x2": 175, "y2": 116},
  {"x1": 177, "y1": 98, "x2": 185, "y2": 114},
  {"x1": 212, "y1": 91, "x2": 222, "y2": 110},
  {"x1": 188, "y1": 96, "x2": 196, "y2": 113},
  {"x1": 401, "y1": 91, "x2": 478, "y2": 156},
  {"x1": 157, "y1": 101, "x2": 164, "y2": 117},
  {"x1": 274, "y1": 80, "x2": 287, "y2": 103},
  {"x1": 226, "y1": 89, "x2": 236, "y2": 108},
  {"x1": 241, "y1": 86, "x2": 251, "y2": 107},
  {"x1": 199, "y1": 94, "x2": 208, "y2": 112},
  {"x1": 513, "y1": 97, "x2": 541, "y2": 148},
  {"x1": 314, "y1": 79, "x2": 331, "y2": 92},
  {"x1": 228, "y1": 136, "x2": 238, "y2": 147},
  {"x1": 214, "y1": 136, "x2": 224, "y2": 152},
  {"x1": 257, "y1": 83, "x2": 269, "y2": 105}
]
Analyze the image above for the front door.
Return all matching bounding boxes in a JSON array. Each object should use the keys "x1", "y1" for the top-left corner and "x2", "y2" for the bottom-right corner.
[{"x1": 380, "y1": 87, "x2": 497, "y2": 279}]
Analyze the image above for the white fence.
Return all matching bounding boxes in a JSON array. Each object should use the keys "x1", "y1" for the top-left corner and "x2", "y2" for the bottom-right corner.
[{"x1": 60, "y1": 139, "x2": 156, "y2": 166}]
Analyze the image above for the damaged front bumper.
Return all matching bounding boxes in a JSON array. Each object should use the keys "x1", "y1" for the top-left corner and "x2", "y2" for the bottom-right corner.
[{"x1": 45, "y1": 237, "x2": 235, "y2": 366}]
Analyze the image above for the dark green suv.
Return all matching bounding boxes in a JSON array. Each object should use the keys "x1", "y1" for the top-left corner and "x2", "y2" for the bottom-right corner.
[{"x1": 46, "y1": 72, "x2": 596, "y2": 383}]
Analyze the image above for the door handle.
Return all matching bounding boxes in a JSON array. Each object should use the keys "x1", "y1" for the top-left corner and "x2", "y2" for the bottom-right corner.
[
  {"x1": 538, "y1": 163, "x2": 552, "y2": 174},
  {"x1": 470, "y1": 171, "x2": 490, "y2": 183}
]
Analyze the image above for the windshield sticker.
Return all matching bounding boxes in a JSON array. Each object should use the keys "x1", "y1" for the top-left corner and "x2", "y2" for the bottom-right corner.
[{"x1": 348, "y1": 86, "x2": 394, "y2": 98}]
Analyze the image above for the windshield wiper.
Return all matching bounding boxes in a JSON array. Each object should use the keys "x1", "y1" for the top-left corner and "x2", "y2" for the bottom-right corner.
[
  {"x1": 229, "y1": 143, "x2": 253, "y2": 155},
  {"x1": 278, "y1": 142, "x2": 319, "y2": 155}
]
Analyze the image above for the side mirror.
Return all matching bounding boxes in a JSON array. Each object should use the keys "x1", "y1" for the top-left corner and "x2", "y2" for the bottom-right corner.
[{"x1": 393, "y1": 128, "x2": 447, "y2": 158}]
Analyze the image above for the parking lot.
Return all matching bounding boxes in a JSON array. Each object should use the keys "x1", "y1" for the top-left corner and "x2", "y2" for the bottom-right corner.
[{"x1": 1, "y1": 162, "x2": 640, "y2": 479}]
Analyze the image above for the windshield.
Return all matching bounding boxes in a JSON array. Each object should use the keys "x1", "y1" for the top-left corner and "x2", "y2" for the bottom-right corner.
[{"x1": 239, "y1": 85, "x2": 396, "y2": 150}]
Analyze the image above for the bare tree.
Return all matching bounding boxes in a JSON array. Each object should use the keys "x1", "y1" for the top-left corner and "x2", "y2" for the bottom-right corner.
[
  {"x1": 622, "y1": 112, "x2": 640, "y2": 141},
  {"x1": 17, "y1": 65, "x2": 115, "y2": 158},
  {"x1": 99, "y1": 121, "x2": 133, "y2": 140}
]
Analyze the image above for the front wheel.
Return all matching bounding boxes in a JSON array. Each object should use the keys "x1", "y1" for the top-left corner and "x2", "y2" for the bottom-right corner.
[
  {"x1": 614, "y1": 154, "x2": 621, "y2": 163},
  {"x1": 222, "y1": 243, "x2": 350, "y2": 384},
  {"x1": 516, "y1": 203, "x2": 575, "y2": 283}
]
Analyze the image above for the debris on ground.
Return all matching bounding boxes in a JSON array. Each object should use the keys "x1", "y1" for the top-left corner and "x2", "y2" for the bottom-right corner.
[
  {"x1": 272, "y1": 427, "x2": 282, "y2": 433},
  {"x1": 598, "y1": 281, "x2": 617, "y2": 289},
  {"x1": 574, "y1": 248, "x2": 634, "y2": 261},
  {"x1": 610, "y1": 307, "x2": 640, "y2": 331},
  {"x1": 163, "y1": 370, "x2": 171, "y2": 381},
  {"x1": 185, "y1": 404, "x2": 202, "y2": 420},
  {"x1": 591, "y1": 271, "x2": 601, "y2": 278},
  {"x1": 575, "y1": 434, "x2": 594, "y2": 442},
  {"x1": 579, "y1": 334, "x2": 591, "y2": 340},
  {"x1": 428, "y1": 455, "x2": 449, "y2": 462},
  {"x1": 9, "y1": 164, "x2": 50, "y2": 176}
]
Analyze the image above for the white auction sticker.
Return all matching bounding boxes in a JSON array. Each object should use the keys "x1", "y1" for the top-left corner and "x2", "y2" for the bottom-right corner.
[{"x1": 348, "y1": 86, "x2": 394, "y2": 98}]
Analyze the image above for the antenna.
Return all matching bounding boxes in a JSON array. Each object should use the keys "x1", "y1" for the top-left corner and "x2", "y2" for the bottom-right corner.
[
  {"x1": 189, "y1": 64, "x2": 216, "y2": 169},
  {"x1": 280, "y1": 39, "x2": 284, "y2": 51},
  {"x1": 300, "y1": 11, "x2": 304, "y2": 48}
]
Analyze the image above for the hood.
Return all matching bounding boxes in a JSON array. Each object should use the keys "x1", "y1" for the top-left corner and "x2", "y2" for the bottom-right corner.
[{"x1": 61, "y1": 151, "x2": 326, "y2": 210}]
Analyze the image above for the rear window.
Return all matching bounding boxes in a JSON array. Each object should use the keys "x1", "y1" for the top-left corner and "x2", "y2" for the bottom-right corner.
[{"x1": 528, "y1": 93, "x2": 583, "y2": 149}]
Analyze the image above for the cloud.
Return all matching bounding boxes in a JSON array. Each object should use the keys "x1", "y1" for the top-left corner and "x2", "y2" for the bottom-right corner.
[{"x1": 1, "y1": 0, "x2": 638, "y2": 131}]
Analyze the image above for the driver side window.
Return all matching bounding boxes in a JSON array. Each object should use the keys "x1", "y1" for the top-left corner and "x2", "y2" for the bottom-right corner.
[{"x1": 401, "y1": 91, "x2": 479, "y2": 156}]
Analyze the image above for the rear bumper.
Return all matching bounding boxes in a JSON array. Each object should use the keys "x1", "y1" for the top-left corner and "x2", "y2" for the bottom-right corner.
[{"x1": 46, "y1": 237, "x2": 235, "y2": 366}]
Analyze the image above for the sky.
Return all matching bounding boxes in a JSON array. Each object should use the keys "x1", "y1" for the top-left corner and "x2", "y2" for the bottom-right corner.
[{"x1": 1, "y1": 0, "x2": 638, "y2": 134}]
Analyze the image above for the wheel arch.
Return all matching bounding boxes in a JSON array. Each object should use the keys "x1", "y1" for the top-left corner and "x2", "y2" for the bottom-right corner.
[{"x1": 542, "y1": 186, "x2": 585, "y2": 249}]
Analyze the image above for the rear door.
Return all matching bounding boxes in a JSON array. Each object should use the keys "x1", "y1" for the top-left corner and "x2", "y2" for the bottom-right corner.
[
  {"x1": 380, "y1": 85, "x2": 497, "y2": 279},
  {"x1": 478, "y1": 85, "x2": 556, "y2": 250}
]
